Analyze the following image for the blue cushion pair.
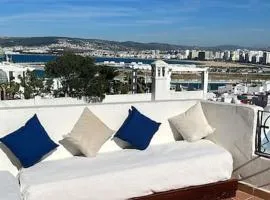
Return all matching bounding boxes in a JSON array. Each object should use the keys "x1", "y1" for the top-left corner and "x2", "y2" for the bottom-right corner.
[
  {"x1": 114, "y1": 106, "x2": 161, "y2": 150},
  {"x1": 0, "y1": 114, "x2": 58, "y2": 168}
]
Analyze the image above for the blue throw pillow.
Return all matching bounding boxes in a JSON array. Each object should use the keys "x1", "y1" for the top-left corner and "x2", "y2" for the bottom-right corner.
[
  {"x1": 114, "y1": 106, "x2": 161, "y2": 150},
  {"x1": 0, "y1": 114, "x2": 58, "y2": 168}
]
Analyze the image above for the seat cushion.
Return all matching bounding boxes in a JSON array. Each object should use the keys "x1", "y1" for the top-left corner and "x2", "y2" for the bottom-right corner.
[
  {"x1": 0, "y1": 171, "x2": 21, "y2": 200},
  {"x1": 0, "y1": 114, "x2": 58, "y2": 168},
  {"x1": 19, "y1": 140, "x2": 233, "y2": 200}
]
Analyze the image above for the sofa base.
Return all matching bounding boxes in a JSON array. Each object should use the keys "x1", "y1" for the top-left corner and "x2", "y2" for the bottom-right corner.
[{"x1": 130, "y1": 179, "x2": 238, "y2": 200}]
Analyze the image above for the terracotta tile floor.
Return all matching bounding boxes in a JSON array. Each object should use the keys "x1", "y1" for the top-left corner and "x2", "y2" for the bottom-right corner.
[{"x1": 225, "y1": 190, "x2": 265, "y2": 200}]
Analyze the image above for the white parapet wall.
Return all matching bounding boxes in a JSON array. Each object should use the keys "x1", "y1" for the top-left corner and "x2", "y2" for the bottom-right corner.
[
  {"x1": 170, "y1": 91, "x2": 204, "y2": 100},
  {"x1": 0, "y1": 97, "x2": 85, "y2": 108},
  {"x1": 103, "y1": 93, "x2": 151, "y2": 103},
  {"x1": 0, "y1": 91, "x2": 204, "y2": 107},
  {"x1": 103, "y1": 91, "x2": 204, "y2": 103}
]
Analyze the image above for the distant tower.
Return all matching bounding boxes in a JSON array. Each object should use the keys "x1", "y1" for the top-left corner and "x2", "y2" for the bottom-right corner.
[{"x1": 151, "y1": 60, "x2": 171, "y2": 101}]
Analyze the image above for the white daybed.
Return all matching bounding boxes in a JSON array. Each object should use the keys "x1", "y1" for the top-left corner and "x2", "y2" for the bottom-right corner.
[{"x1": 19, "y1": 140, "x2": 232, "y2": 200}]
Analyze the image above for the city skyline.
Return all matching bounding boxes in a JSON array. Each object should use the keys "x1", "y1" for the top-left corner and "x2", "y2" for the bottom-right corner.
[{"x1": 0, "y1": 0, "x2": 270, "y2": 47}]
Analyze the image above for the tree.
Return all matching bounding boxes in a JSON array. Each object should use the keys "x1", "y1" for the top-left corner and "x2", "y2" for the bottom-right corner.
[
  {"x1": 137, "y1": 77, "x2": 148, "y2": 93},
  {"x1": 45, "y1": 53, "x2": 117, "y2": 102},
  {"x1": 112, "y1": 80, "x2": 130, "y2": 94},
  {"x1": 43, "y1": 78, "x2": 54, "y2": 94},
  {"x1": 18, "y1": 70, "x2": 44, "y2": 99},
  {"x1": 5, "y1": 81, "x2": 20, "y2": 99}
]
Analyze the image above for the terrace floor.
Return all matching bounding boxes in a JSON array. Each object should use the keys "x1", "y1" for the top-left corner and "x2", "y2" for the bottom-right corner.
[
  {"x1": 226, "y1": 190, "x2": 264, "y2": 200},
  {"x1": 225, "y1": 182, "x2": 270, "y2": 200}
]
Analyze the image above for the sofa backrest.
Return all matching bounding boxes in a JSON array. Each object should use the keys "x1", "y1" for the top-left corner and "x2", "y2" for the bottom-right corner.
[
  {"x1": 201, "y1": 101, "x2": 260, "y2": 168},
  {"x1": 0, "y1": 100, "x2": 198, "y2": 175}
]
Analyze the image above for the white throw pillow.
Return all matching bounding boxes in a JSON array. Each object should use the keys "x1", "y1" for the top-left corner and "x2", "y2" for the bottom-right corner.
[
  {"x1": 63, "y1": 107, "x2": 114, "y2": 157},
  {"x1": 168, "y1": 102, "x2": 215, "y2": 142}
]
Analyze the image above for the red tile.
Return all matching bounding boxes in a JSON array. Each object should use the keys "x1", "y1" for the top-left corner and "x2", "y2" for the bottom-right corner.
[{"x1": 235, "y1": 191, "x2": 255, "y2": 200}]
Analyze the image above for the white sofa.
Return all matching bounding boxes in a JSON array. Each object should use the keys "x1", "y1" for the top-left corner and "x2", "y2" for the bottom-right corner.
[
  {"x1": 0, "y1": 100, "x2": 269, "y2": 199},
  {"x1": 0, "y1": 171, "x2": 21, "y2": 200}
]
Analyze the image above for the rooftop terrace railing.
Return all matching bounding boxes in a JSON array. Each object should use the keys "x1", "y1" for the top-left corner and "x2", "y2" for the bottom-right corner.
[{"x1": 256, "y1": 110, "x2": 270, "y2": 158}]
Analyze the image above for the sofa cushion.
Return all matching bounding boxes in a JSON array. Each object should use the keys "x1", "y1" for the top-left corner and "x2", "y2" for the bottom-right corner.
[
  {"x1": 18, "y1": 140, "x2": 233, "y2": 200},
  {"x1": 0, "y1": 171, "x2": 21, "y2": 200},
  {"x1": 63, "y1": 107, "x2": 114, "y2": 157},
  {"x1": 114, "y1": 106, "x2": 161, "y2": 150},
  {"x1": 168, "y1": 102, "x2": 215, "y2": 142},
  {"x1": 0, "y1": 114, "x2": 58, "y2": 168}
]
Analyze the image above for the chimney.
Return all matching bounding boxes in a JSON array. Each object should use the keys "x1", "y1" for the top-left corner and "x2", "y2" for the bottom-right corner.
[{"x1": 151, "y1": 60, "x2": 171, "y2": 101}]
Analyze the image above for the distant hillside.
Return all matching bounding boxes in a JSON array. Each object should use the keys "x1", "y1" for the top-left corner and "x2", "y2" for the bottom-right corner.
[
  {"x1": 0, "y1": 36, "x2": 262, "y2": 51},
  {"x1": 0, "y1": 37, "x2": 60, "y2": 47},
  {"x1": 118, "y1": 41, "x2": 194, "y2": 51}
]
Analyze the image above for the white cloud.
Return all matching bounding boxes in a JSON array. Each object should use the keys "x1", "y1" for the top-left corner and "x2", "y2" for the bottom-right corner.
[{"x1": 0, "y1": 6, "x2": 136, "y2": 23}]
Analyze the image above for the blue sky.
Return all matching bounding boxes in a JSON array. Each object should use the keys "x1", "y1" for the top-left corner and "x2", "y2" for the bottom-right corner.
[{"x1": 0, "y1": 0, "x2": 269, "y2": 47}]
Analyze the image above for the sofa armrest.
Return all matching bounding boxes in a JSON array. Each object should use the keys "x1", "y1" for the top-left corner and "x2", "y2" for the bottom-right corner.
[
  {"x1": 201, "y1": 101, "x2": 260, "y2": 160},
  {"x1": 0, "y1": 171, "x2": 21, "y2": 200},
  {"x1": 201, "y1": 101, "x2": 270, "y2": 191}
]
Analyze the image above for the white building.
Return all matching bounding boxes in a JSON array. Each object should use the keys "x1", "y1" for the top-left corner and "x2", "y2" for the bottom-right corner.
[
  {"x1": 0, "y1": 61, "x2": 34, "y2": 83},
  {"x1": 247, "y1": 85, "x2": 264, "y2": 94},
  {"x1": 184, "y1": 50, "x2": 190, "y2": 59},
  {"x1": 230, "y1": 51, "x2": 239, "y2": 62},
  {"x1": 222, "y1": 82, "x2": 270, "y2": 96},
  {"x1": 234, "y1": 84, "x2": 248, "y2": 95},
  {"x1": 223, "y1": 51, "x2": 231, "y2": 60},
  {"x1": 189, "y1": 50, "x2": 199, "y2": 59},
  {"x1": 251, "y1": 55, "x2": 261, "y2": 63},
  {"x1": 263, "y1": 81, "x2": 270, "y2": 92},
  {"x1": 263, "y1": 52, "x2": 270, "y2": 64},
  {"x1": 218, "y1": 85, "x2": 233, "y2": 94},
  {"x1": 198, "y1": 51, "x2": 212, "y2": 61},
  {"x1": 215, "y1": 52, "x2": 223, "y2": 60}
]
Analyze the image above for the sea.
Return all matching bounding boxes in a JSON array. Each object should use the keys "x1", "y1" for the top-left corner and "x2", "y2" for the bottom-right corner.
[
  {"x1": 8, "y1": 54, "x2": 226, "y2": 90},
  {"x1": 8, "y1": 54, "x2": 198, "y2": 65}
]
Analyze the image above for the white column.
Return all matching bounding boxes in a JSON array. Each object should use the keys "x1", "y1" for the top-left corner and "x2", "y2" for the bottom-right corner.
[{"x1": 202, "y1": 70, "x2": 208, "y2": 99}]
